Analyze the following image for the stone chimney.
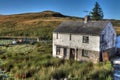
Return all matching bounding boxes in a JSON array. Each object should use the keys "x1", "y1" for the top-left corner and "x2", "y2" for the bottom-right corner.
[{"x1": 84, "y1": 15, "x2": 90, "y2": 23}]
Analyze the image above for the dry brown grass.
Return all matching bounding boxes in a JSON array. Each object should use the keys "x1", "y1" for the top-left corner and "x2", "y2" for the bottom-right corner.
[{"x1": 114, "y1": 26, "x2": 120, "y2": 35}]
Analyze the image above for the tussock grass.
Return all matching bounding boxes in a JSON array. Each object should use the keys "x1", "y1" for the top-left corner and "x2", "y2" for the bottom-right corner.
[{"x1": 0, "y1": 42, "x2": 113, "y2": 80}]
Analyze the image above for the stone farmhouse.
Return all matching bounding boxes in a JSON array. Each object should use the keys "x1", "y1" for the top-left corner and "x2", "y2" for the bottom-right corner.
[{"x1": 53, "y1": 19, "x2": 116, "y2": 63}]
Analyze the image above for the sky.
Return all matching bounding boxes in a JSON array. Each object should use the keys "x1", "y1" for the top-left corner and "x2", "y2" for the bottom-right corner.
[{"x1": 0, "y1": 0, "x2": 120, "y2": 20}]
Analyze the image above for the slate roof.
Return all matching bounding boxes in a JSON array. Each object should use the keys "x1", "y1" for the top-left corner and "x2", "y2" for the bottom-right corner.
[{"x1": 54, "y1": 21, "x2": 110, "y2": 36}]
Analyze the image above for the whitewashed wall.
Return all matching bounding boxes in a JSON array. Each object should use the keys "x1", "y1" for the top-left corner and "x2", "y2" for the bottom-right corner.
[
  {"x1": 53, "y1": 32, "x2": 100, "y2": 56},
  {"x1": 100, "y1": 22, "x2": 116, "y2": 51}
]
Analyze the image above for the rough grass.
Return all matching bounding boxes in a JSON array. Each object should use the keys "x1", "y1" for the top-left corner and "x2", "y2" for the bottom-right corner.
[
  {"x1": 0, "y1": 42, "x2": 113, "y2": 80},
  {"x1": 115, "y1": 27, "x2": 120, "y2": 35},
  {"x1": 0, "y1": 11, "x2": 82, "y2": 39},
  {"x1": 0, "y1": 21, "x2": 61, "y2": 40},
  {"x1": 0, "y1": 11, "x2": 120, "y2": 38}
]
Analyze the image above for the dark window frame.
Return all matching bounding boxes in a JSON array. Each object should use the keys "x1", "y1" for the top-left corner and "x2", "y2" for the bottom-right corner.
[
  {"x1": 70, "y1": 34, "x2": 72, "y2": 40},
  {"x1": 82, "y1": 49, "x2": 89, "y2": 57},
  {"x1": 56, "y1": 33, "x2": 58, "y2": 39},
  {"x1": 82, "y1": 36, "x2": 89, "y2": 43},
  {"x1": 56, "y1": 46, "x2": 60, "y2": 55}
]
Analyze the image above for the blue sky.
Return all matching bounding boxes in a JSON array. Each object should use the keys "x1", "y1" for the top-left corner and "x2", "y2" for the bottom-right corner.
[{"x1": 0, "y1": 0, "x2": 120, "y2": 19}]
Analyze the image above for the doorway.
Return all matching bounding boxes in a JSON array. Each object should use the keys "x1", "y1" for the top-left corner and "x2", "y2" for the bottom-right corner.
[
  {"x1": 70, "y1": 48, "x2": 75, "y2": 59},
  {"x1": 63, "y1": 48, "x2": 67, "y2": 58}
]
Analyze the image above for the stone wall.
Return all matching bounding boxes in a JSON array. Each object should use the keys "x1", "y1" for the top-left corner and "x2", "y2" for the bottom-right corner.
[
  {"x1": 100, "y1": 22, "x2": 116, "y2": 51},
  {"x1": 76, "y1": 49, "x2": 100, "y2": 63},
  {"x1": 54, "y1": 46, "x2": 100, "y2": 63}
]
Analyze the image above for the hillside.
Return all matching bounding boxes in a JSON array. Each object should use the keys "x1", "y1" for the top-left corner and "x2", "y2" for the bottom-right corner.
[
  {"x1": 0, "y1": 11, "x2": 83, "y2": 40},
  {"x1": 0, "y1": 10, "x2": 120, "y2": 39},
  {"x1": 0, "y1": 11, "x2": 82, "y2": 22}
]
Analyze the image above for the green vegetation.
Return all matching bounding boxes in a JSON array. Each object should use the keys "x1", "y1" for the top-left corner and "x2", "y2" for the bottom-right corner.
[
  {"x1": 0, "y1": 21, "x2": 61, "y2": 40},
  {"x1": 0, "y1": 42, "x2": 113, "y2": 80},
  {"x1": 0, "y1": 40, "x2": 12, "y2": 45},
  {"x1": 90, "y1": 2, "x2": 104, "y2": 20},
  {"x1": 0, "y1": 10, "x2": 120, "y2": 37},
  {"x1": 0, "y1": 11, "x2": 83, "y2": 40}
]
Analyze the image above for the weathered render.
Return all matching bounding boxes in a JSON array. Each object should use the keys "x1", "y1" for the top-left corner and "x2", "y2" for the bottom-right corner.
[
  {"x1": 100, "y1": 22, "x2": 116, "y2": 60},
  {"x1": 53, "y1": 21, "x2": 116, "y2": 63}
]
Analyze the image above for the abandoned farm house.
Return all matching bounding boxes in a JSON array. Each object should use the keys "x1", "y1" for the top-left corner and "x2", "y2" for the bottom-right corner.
[{"x1": 53, "y1": 21, "x2": 116, "y2": 63}]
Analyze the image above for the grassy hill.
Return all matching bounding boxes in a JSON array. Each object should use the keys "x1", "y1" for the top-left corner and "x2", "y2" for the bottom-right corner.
[
  {"x1": 0, "y1": 11, "x2": 83, "y2": 40},
  {"x1": 0, "y1": 10, "x2": 120, "y2": 38}
]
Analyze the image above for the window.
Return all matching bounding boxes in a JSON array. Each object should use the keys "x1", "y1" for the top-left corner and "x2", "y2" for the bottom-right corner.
[
  {"x1": 56, "y1": 46, "x2": 60, "y2": 55},
  {"x1": 70, "y1": 34, "x2": 72, "y2": 40},
  {"x1": 56, "y1": 33, "x2": 58, "y2": 39},
  {"x1": 82, "y1": 49, "x2": 89, "y2": 57},
  {"x1": 82, "y1": 36, "x2": 89, "y2": 43}
]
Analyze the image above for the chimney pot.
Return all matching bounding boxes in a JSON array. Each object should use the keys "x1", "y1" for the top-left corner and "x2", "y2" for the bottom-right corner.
[{"x1": 84, "y1": 15, "x2": 90, "y2": 23}]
